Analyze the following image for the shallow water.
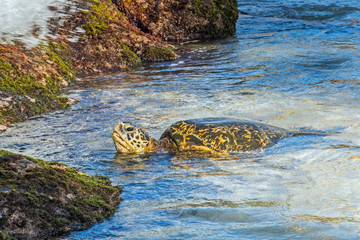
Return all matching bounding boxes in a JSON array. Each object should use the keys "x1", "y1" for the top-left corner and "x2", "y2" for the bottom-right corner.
[{"x1": 1, "y1": 0, "x2": 360, "y2": 239}]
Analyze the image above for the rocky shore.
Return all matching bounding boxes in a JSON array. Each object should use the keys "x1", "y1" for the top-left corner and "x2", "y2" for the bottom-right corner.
[
  {"x1": 0, "y1": 0, "x2": 238, "y2": 130},
  {"x1": 0, "y1": 150, "x2": 122, "y2": 239},
  {"x1": 0, "y1": 0, "x2": 238, "y2": 238}
]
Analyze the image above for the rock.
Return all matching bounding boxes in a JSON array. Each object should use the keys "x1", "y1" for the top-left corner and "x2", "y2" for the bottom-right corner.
[
  {"x1": 0, "y1": 150, "x2": 122, "y2": 239},
  {"x1": 0, "y1": 43, "x2": 76, "y2": 129},
  {"x1": 113, "y1": 0, "x2": 239, "y2": 42},
  {"x1": 64, "y1": 0, "x2": 179, "y2": 75},
  {"x1": 0, "y1": 0, "x2": 240, "y2": 129}
]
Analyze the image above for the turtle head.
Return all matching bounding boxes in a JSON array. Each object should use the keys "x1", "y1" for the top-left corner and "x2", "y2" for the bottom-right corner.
[{"x1": 112, "y1": 122, "x2": 153, "y2": 153}]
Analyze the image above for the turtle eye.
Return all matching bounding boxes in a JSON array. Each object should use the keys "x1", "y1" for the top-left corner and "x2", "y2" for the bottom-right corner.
[{"x1": 125, "y1": 126, "x2": 135, "y2": 132}]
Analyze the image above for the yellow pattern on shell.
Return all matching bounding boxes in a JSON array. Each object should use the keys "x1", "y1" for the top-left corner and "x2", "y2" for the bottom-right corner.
[{"x1": 160, "y1": 118, "x2": 291, "y2": 153}]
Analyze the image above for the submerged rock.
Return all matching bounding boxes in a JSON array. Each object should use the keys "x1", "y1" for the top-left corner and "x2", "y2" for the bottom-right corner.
[{"x1": 0, "y1": 150, "x2": 122, "y2": 239}]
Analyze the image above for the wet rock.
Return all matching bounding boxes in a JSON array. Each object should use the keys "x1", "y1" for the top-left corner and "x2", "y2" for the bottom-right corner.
[
  {"x1": 113, "y1": 0, "x2": 239, "y2": 42},
  {"x1": 0, "y1": 43, "x2": 76, "y2": 130},
  {"x1": 0, "y1": 150, "x2": 122, "y2": 239},
  {"x1": 0, "y1": 0, "x2": 239, "y2": 129},
  {"x1": 63, "y1": 0, "x2": 179, "y2": 75}
]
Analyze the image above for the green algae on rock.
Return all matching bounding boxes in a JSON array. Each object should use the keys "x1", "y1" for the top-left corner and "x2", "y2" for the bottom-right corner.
[
  {"x1": 142, "y1": 46, "x2": 179, "y2": 62},
  {"x1": 0, "y1": 0, "x2": 239, "y2": 130},
  {"x1": 192, "y1": 0, "x2": 239, "y2": 39},
  {"x1": 112, "y1": 0, "x2": 239, "y2": 42},
  {"x1": 67, "y1": 0, "x2": 179, "y2": 75},
  {"x1": 83, "y1": 0, "x2": 118, "y2": 36},
  {"x1": 0, "y1": 150, "x2": 122, "y2": 239},
  {"x1": 0, "y1": 42, "x2": 76, "y2": 129}
]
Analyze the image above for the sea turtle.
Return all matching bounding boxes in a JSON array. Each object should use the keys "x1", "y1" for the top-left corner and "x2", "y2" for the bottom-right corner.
[{"x1": 112, "y1": 118, "x2": 324, "y2": 154}]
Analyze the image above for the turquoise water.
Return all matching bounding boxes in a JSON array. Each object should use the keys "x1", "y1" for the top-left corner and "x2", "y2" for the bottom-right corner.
[{"x1": 1, "y1": 1, "x2": 360, "y2": 239}]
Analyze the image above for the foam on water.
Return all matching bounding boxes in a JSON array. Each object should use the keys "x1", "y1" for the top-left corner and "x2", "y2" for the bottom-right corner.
[{"x1": 0, "y1": 0, "x2": 85, "y2": 46}]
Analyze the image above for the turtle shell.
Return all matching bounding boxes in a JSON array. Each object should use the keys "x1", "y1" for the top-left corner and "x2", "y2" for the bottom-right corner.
[{"x1": 159, "y1": 118, "x2": 291, "y2": 152}]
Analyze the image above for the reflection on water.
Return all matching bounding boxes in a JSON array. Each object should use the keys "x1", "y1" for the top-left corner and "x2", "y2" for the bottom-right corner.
[{"x1": 1, "y1": 0, "x2": 360, "y2": 239}]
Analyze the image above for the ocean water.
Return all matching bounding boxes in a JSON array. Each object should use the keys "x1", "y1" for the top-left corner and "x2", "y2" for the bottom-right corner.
[{"x1": 1, "y1": 0, "x2": 360, "y2": 239}]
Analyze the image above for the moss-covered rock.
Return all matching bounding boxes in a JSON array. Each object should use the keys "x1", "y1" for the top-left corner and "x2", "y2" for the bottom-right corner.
[
  {"x1": 142, "y1": 46, "x2": 179, "y2": 62},
  {"x1": 0, "y1": 150, "x2": 122, "y2": 239},
  {"x1": 83, "y1": 0, "x2": 118, "y2": 36},
  {"x1": 0, "y1": 41, "x2": 76, "y2": 129},
  {"x1": 112, "y1": 0, "x2": 239, "y2": 42},
  {"x1": 0, "y1": 0, "x2": 239, "y2": 129},
  {"x1": 0, "y1": 0, "x2": 179, "y2": 130},
  {"x1": 192, "y1": 0, "x2": 239, "y2": 39},
  {"x1": 65, "y1": 0, "x2": 179, "y2": 75}
]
